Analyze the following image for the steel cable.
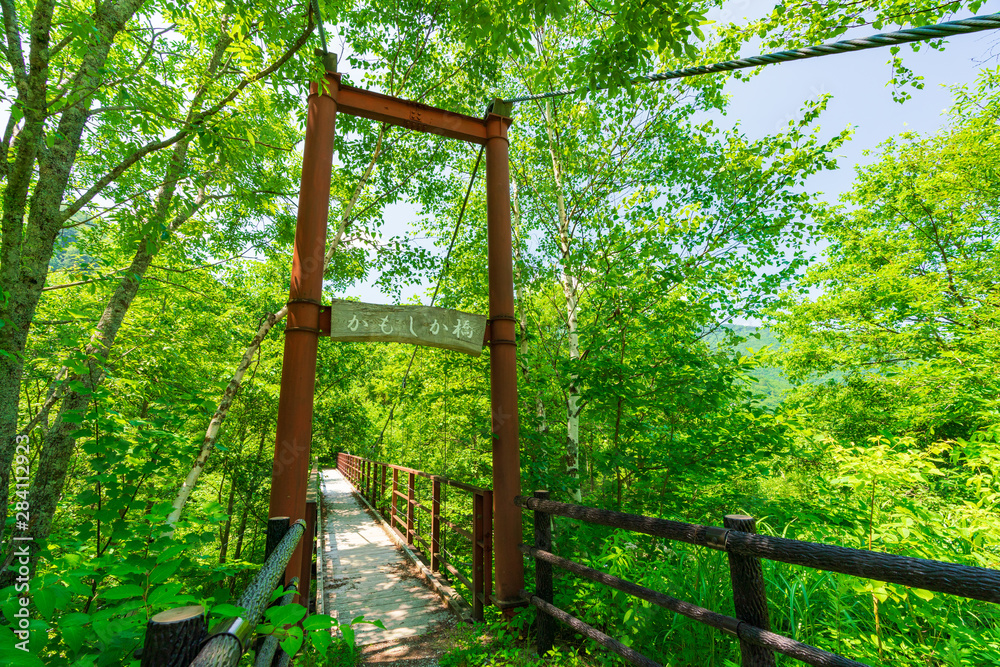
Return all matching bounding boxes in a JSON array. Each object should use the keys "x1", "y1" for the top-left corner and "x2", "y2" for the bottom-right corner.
[
  {"x1": 503, "y1": 13, "x2": 1000, "y2": 104},
  {"x1": 310, "y1": 0, "x2": 329, "y2": 54},
  {"x1": 375, "y1": 146, "x2": 486, "y2": 447}
]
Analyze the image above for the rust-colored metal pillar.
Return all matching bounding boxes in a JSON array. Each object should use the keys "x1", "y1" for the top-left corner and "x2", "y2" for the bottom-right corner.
[
  {"x1": 268, "y1": 69, "x2": 339, "y2": 597},
  {"x1": 485, "y1": 108, "x2": 525, "y2": 608}
]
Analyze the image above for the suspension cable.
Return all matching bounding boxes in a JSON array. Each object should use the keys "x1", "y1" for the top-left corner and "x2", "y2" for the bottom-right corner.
[
  {"x1": 503, "y1": 12, "x2": 1000, "y2": 104},
  {"x1": 310, "y1": 0, "x2": 329, "y2": 55},
  {"x1": 375, "y1": 146, "x2": 486, "y2": 447}
]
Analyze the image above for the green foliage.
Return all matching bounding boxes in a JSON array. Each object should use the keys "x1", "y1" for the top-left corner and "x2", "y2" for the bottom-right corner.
[
  {"x1": 256, "y1": 606, "x2": 384, "y2": 666},
  {"x1": 770, "y1": 67, "x2": 1000, "y2": 445},
  {"x1": 440, "y1": 620, "x2": 590, "y2": 667}
]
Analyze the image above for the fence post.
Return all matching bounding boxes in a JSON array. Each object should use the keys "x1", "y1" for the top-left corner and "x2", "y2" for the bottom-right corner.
[
  {"x1": 483, "y1": 488, "x2": 493, "y2": 607},
  {"x1": 301, "y1": 498, "x2": 317, "y2": 609},
  {"x1": 431, "y1": 478, "x2": 442, "y2": 572},
  {"x1": 381, "y1": 464, "x2": 388, "y2": 515},
  {"x1": 391, "y1": 468, "x2": 399, "y2": 529},
  {"x1": 534, "y1": 490, "x2": 554, "y2": 655},
  {"x1": 141, "y1": 605, "x2": 206, "y2": 667},
  {"x1": 724, "y1": 514, "x2": 776, "y2": 667},
  {"x1": 266, "y1": 517, "x2": 291, "y2": 561},
  {"x1": 407, "y1": 471, "x2": 416, "y2": 546},
  {"x1": 473, "y1": 491, "x2": 485, "y2": 622}
]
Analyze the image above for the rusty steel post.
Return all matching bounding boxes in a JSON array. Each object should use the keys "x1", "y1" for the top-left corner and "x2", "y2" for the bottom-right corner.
[
  {"x1": 391, "y1": 468, "x2": 399, "y2": 529},
  {"x1": 485, "y1": 107, "x2": 525, "y2": 609},
  {"x1": 381, "y1": 464, "x2": 388, "y2": 515},
  {"x1": 267, "y1": 69, "x2": 339, "y2": 594},
  {"x1": 431, "y1": 478, "x2": 442, "y2": 572},
  {"x1": 473, "y1": 491, "x2": 485, "y2": 622},
  {"x1": 407, "y1": 471, "x2": 416, "y2": 545}
]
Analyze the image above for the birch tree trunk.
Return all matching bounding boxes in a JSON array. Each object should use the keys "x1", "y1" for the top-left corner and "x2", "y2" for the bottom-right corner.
[
  {"x1": 164, "y1": 305, "x2": 287, "y2": 530},
  {"x1": 512, "y1": 182, "x2": 547, "y2": 437},
  {"x1": 543, "y1": 100, "x2": 583, "y2": 502}
]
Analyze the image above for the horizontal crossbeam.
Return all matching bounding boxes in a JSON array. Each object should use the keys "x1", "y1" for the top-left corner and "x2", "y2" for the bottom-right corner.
[{"x1": 337, "y1": 84, "x2": 489, "y2": 144}]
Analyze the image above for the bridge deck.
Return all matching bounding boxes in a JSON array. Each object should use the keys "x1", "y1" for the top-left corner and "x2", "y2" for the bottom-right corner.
[{"x1": 319, "y1": 468, "x2": 455, "y2": 646}]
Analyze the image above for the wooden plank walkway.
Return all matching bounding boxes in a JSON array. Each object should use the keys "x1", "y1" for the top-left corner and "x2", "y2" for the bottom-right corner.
[{"x1": 318, "y1": 468, "x2": 455, "y2": 646}]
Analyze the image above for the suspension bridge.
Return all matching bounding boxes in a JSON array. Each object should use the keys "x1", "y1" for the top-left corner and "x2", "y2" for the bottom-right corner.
[{"x1": 135, "y1": 12, "x2": 1000, "y2": 667}]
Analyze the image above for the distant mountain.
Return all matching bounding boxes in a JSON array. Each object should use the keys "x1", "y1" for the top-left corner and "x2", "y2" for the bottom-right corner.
[{"x1": 707, "y1": 324, "x2": 792, "y2": 407}]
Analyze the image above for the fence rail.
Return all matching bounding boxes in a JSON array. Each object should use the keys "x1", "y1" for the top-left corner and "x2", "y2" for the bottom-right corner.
[
  {"x1": 337, "y1": 452, "x2": 492, "y2": 621},
  {"x1": 517, "y1": 491, "x2": 1000, "y2": 667}
]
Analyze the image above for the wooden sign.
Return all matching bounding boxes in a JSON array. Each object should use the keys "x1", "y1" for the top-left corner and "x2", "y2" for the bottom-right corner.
[{"x1": 320, "y1": 299, "x2": 488, "y2": 357}]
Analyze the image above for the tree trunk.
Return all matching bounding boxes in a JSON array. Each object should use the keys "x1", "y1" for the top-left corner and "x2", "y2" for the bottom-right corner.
[
  {"x1": 512, "y1": 181, "x2": 548, "y2": 441},
  {"x1": 0, "y1": 0, "x2": 149, "y2": 546},
  {"x1": 6, "y1": 182, "x2": 207, "y2": 579},
  {"x1": 219, "y1": 460, "x2": 237, "y2": 564},
  {"x1": 231, "y1": 429, "x2": 266, "y2": 590},
  {"x1": 542, "y1": 100, "x2": 582, "y2": 502},
  {"x1": 164, "y1": 307, "x2": 286, "y2": 532}
]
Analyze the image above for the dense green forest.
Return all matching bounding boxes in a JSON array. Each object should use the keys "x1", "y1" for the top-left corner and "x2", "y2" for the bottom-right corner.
[{"x1": 1, "y1": 0, "x2": 998, "y2": 665}]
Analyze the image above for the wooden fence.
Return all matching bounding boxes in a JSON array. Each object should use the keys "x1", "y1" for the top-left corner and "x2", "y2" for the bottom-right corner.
[{"x1": 518, "y1": 490, "x2": 1000, "y2": 667}]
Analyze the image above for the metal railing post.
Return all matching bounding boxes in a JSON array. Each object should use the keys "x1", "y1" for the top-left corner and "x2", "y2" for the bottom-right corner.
[
  {"x1": 391, "y1": 468, "x2": 399, "y2": 529},
  {"x1": 432, "y1": 477, "x2": 442, "y2": 572},
  {"x1": 141, "y1": 605, "x2": 206, "y2": 667},
  {"x1": 473, "y1": 491, "x2": 485, "y2": 622},
  {"x1": 725, "y1": 514, "x2": 776, "y2": 667},
  {"x1": 381, "y1": 464, "x2": 388, "y2": 515},
  {"x1": 407, "y1": 471, "x2": 416, "y2": 546},
  {"x1": 483, "y1": 488, "x2": 494, "y2": 606},
  {"x1": 534, "y1": 490, "x2": 554, "y2": 654}
]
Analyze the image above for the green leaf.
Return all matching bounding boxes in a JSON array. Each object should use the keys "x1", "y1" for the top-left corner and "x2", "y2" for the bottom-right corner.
[
  {"x1": 211, "y1": 603, "x2": 246, "y2": 617},
  {"x1": 266, "y1": 604, "x2": 306, "y2": 626},
  {"x1": 102, "y1": 584, "x2": 145, "y2": 601},
  {"x1": 279, "y1": 631, "x2": 303, "y2": 657},
  {"x1": 32, "y1": 588, "x2": 56, "y2": 620},
  {"x1": 0, "y1": 648, "x2": 44, "y2": 667},
  {"x1": 302, "y1": 614, "x2": 335, "y2": 631},
  {"x1": 149, "y1": 559, "x2": 181, "y2": 584},
  {"x1": 309, "y1": 629, "x2": 332, "y2": 655}
]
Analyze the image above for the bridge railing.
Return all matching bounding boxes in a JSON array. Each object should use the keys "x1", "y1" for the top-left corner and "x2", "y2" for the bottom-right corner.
[
  {"x1": 337, "y1": 452, "x2": 492, "y2": 621},
  {"x1": 140, "y1": 517, "x2": 308, "y2": 667},
  {"x1": 517, "y1": 490, "x2": 1000, "y2": 667}
]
